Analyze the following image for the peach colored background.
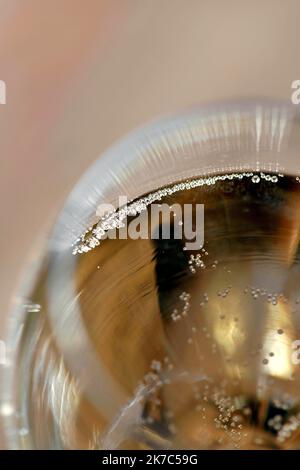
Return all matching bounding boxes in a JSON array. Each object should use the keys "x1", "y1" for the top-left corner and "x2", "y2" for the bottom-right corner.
[{"x1": 0, "y1": 0, "x2": 300, "y2": 447}]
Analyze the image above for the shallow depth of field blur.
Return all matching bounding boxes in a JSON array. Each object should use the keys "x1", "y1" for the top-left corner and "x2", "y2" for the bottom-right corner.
[{"x1": 1, "y1": 0, "x2": 300, "y2": 448}]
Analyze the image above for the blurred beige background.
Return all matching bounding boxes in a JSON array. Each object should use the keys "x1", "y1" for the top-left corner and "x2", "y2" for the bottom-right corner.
[{"x1": 0, "y1": 0, "x2": 300, "y2": 393}]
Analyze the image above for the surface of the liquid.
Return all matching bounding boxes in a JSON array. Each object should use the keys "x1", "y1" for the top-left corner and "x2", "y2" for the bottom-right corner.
[{"x1": 19, "y1": 172, "x2": 300, "y2": 449}]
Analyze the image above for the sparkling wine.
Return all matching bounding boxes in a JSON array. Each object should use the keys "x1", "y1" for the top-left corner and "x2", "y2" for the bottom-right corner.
[{"x1": 15, "y1": 171, "x2": 300, "y2": 449}]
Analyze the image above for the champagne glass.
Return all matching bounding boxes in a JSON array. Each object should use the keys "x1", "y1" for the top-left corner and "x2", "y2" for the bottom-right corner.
[{"x1": 2, "y1": 100, "x2": 300, "y2": 449}]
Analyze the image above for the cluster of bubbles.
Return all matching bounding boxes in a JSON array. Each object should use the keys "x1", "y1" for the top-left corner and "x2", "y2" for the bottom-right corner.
[
  {"x1": 243, "y1": 288, "x2": 300, "y2": 322},
  {"x1": 251, "y1": 172, "x2": 281, "y2": 184},
  {"x1": 188, "y1": 250, "x2": 219, "y2": 274},
  {"x1": 139, "y1": 355, "x2": 257, "y2": 449},
  {"x1": 217, "y1": 286, "x2": 232, "y2": 299},
  {"x1": 213, "y1": 392, "x2": 247, "y2": 448},
  {"x1": 72, "y1": 171, "x2": 285, "y2": 255},
  {"x1": 243, "y1": 286, "x2": 288, "y2": 306},
  {"x1": 188, "y1": 250, "x2": 207, "y2": 273},
  {"x1": 170, "y1": 292, "x2": 191, "y2": 322},
  {"x1": 276, "y1": 414, "x2": 300, "y2": 444}
]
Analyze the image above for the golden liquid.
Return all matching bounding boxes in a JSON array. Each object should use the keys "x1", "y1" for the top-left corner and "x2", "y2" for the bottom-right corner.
[{"x1": 18, "y1": 172, "x2": 300, "y2": 449}]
